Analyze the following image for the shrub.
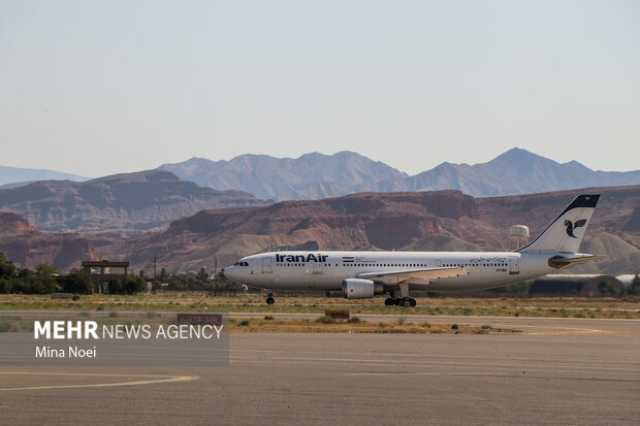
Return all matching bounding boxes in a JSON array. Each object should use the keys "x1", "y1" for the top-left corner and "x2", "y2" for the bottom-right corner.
[
  {"x1": 238, "y1": 319, "x2": 250, "y2": 327},
  {"x1": 6, "y1": 265, "x2": 59, "y2": 294},
  {"x1": 32, "y1": 264, "x2": 59, "y2": 294},
  {"x1": 0, "y1": 278, "x2": 11, "y2": 294},
  {"x1": 59, "y1": 270, "x2": 94, "y2": 294},
  {"x1": 451, "y1": 324, "x2": 459, "y2": 330},
  {"x1": 107, "y1": 280, "x2": 123, "y2": 294},
  {"x1": 124, "y1": 275, "x2": 146, "y2": 294},
  {"x1": 263, "y1": 315, "x2": 274, "y2": 321},
  {"x1": 0, "y1": 252, "x2": 16, "y2": 278},
  {"x1": 316, "y1": 315, "x2": 336, "y2": 324}
]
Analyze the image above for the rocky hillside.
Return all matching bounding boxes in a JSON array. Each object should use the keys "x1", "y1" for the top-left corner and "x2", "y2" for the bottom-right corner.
[
  {"x1": 0, "y1": 212, "x2": 106, "y2": 271},
  {"x1": 0, "y1": 212, "x2": 33, "y2": 235},
  {"x1": 0, "y1": 170, "x2": 266, "y2": 232},
  {"x1": 160, "y1": 148, "x2": 640, "y2": 200},
  {"x1": 116, "y1": 186, "x2": 640, "y2": 275},
  {"x1": 3, "y1": 186, "x2": 638, "y2": 274}
]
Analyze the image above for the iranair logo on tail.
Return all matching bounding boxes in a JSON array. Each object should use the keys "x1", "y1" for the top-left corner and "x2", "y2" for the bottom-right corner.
[{"x1": 564, "y1": 219, "x2": 587, "y2": 238}]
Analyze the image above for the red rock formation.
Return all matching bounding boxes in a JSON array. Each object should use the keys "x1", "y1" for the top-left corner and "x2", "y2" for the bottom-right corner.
[
  {"x1": 0, "y1": 211, "x2": 33, "y2": 234},
  {"x1": 0, "y1": 213, "x2": 109, "y2": 271},
  {"x1": 2, "y1": 186, "x2": 639, "y2": 274},
  {"x1": 115, "y1": 187, "x2": 640, "y2": 274}
]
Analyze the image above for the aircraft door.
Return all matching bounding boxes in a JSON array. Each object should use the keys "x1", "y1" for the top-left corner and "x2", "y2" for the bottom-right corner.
[
  {"x1": 262, "y1": 257, "x2": 273, "y2": 274},
  {"x1": 509, "y1": 258, "x2": 520, "y2": 275}
]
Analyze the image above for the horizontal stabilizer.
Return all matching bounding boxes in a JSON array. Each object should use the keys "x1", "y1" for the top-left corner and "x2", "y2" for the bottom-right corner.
[{"x1": 548, "y1": 254, "x2": 606, "y2": 269}]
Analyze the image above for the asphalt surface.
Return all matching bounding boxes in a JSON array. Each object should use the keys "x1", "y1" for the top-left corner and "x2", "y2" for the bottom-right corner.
[{"x1": 1, "y1": 315, "x2": 639, "y2": 425}]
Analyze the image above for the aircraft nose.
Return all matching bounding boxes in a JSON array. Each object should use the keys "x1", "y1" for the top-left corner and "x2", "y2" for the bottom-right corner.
[{"x1": 223, "y1": 266, "x2": 237, "y2": 281}]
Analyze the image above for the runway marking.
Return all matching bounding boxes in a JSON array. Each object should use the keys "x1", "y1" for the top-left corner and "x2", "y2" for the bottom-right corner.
[
  {"x1": 0, "y1": 372, "x2": 199, "y2": 392},
  {"x1": 345, "y1": 372, "x2": 640, "y2": 382}
]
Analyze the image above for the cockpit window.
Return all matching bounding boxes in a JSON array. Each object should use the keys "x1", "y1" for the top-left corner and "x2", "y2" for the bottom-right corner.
[{"x1": 234, "y1": 261, "x2": 249, "y2": 267}]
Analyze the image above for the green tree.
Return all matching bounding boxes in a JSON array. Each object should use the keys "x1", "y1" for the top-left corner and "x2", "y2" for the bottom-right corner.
[
  {"x1": 30, "y1": 264, "x2": 59, "y2": 294},
  {"x1": 107, "y1": 279, "x2": 123, "y2": 294},
  {"x1": 0, "y1": 277, "x2": 12, "y2": 293},
  {"x1": 124, "y1": 275, "x2": 146, "y2": 294},
  {"x1": 104, "y1": 275, "x2": 146, "y2": 294},
  {"x1": 197, "y1": 267, "x2": 209, "y2": 283},
  {"x1": 11, "y1": 268, "x2": 32, "y2": 293},
  {"x1": 0, "y1": 252, "x2": 16, "y2": 278},
  {"x1": 59, "y1": 270, "x2": 94, "y2": 294}
]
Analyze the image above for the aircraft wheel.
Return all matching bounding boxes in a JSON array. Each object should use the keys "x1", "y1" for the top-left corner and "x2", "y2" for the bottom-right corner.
[
  {"x1": 400, "y1": 297, "x2": 415, "y2": 308},
  {"x1": 266, "y1": 296, "x2": 275, "y2": 305},
  {"x1": 384, "y1": 298, "x2": 396, "y2": 306}
]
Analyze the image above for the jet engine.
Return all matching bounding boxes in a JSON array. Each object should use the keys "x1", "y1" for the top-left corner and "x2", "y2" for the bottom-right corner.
[{"x1": 342, "y1": 278, "x2": 384, "y2": 299}]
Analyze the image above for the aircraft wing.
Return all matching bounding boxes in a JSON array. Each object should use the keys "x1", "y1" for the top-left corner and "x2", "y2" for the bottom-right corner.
[{"x1": 357, "y1": 266, "x2": 466, "y2": 286}]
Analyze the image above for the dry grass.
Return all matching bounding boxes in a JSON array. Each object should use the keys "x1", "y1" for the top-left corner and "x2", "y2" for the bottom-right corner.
[
  {"x1": 1, "y1": 293, "x2": 639, "y2": 319},
  {"x1": 224, "y1": 318, "x2": 519, "y2": 334},
  {"x1": 0, "y1": 312, "x2": 519, "y2": 335}
]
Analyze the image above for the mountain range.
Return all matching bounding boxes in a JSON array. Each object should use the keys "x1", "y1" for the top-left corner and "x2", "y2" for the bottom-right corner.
[
  {"x1": 159, "y1": 151, "x2": 408, "y2": 201},
  {"x1": 160, "y1": 148, "x2": 640, "y2": 200},
  {"x1": 0, "y1": 165, "x2": 87, "y2": 188},
  {"x1": 2, "y1": 147, "x2": 640, "y2": 234},
  {"x1": 0, "y1": 170, "x2": 265, "y2": 232}
]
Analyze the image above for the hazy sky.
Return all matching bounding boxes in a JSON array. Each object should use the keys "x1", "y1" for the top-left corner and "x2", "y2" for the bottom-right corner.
[{"x1": 1, "y1": 0, "x2": 638, "y2": 177}]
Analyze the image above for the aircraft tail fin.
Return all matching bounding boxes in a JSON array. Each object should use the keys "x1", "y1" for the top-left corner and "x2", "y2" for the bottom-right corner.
[{"x1": 518, "y1": 194, "x2": 600, "y2": 254}]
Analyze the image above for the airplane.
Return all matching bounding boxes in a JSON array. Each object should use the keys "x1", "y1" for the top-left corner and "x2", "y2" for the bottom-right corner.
[{"x1": 222, "y1": 194, "x2": 602, "y2": 307}]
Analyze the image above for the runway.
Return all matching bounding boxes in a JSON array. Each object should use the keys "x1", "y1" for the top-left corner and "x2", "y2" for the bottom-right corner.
[{"x1": 1, "y1": 315, "x2": 639, "y2": 425}]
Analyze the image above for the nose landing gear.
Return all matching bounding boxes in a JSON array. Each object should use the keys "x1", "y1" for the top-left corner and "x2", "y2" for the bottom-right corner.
[{"x1": 265, "y1": 291, "x2": 275, "y2": 305}]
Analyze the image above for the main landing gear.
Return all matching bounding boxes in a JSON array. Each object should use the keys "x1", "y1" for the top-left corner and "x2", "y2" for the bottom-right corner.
[
  {"x1": 386, "y1": 283, "x2": 416, "y2": 307},
  {"x1": 385, "y1": 297, "x2": 416, "y2": 307}
]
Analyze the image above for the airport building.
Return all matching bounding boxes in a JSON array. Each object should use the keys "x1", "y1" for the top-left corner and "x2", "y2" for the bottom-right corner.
[{"x1": 81, "y1": 260, "x2": 130, "y2": 293}]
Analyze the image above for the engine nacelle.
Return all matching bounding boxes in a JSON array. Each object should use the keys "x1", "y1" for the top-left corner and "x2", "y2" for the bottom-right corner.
[{"x1": 342, "y1": 278, "x2": 384, "y2": 299}]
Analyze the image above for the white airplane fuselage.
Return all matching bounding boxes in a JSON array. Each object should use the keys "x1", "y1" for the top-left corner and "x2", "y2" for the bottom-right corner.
[
  {"x1": 224, "y1": 250, "x2": 553, "y2": 293},
  {"x1": 223, "y1": 193, "x2": 601, "y2": 304}
]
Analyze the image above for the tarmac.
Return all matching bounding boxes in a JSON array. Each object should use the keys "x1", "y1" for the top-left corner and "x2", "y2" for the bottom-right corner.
[{"x1": 1, "y1": 315, "x2": 639, "y2": 425}]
